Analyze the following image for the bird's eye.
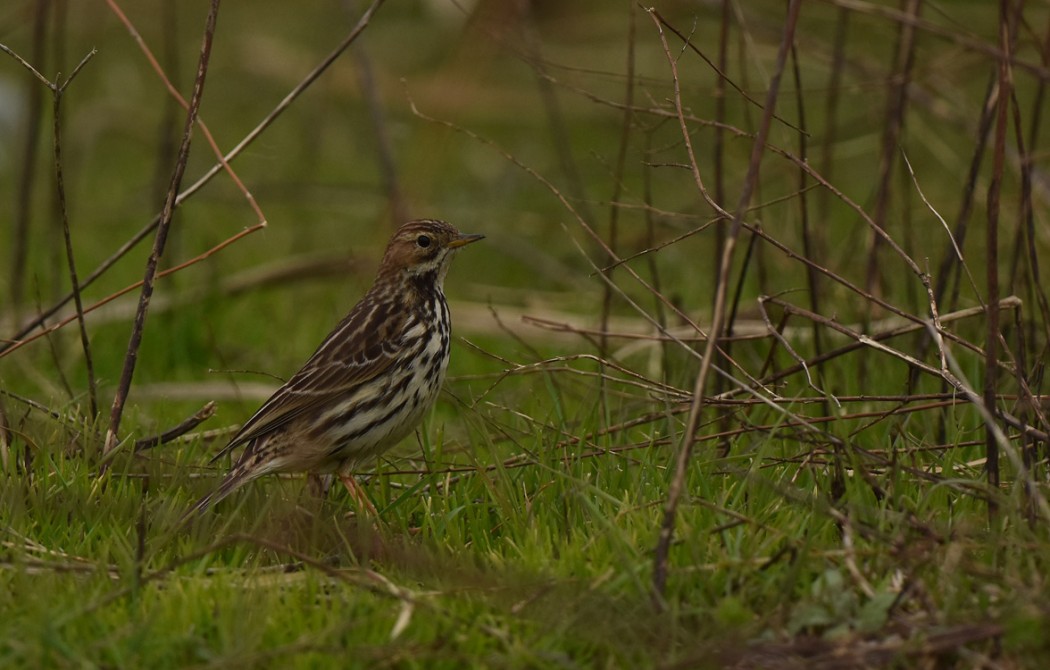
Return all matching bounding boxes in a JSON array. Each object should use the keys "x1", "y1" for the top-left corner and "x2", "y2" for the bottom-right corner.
[{"x1": 416, "y1": 235, "x2": 431, "y2": 248}]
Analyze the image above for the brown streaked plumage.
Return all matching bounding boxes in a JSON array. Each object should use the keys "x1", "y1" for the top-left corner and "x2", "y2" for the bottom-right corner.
[{"x1": 186, "y1": 219, "x2": 483, "y2": 518}]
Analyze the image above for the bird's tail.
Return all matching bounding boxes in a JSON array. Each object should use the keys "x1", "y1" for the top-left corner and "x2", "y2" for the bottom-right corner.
[{"x1": 178, "y1": 468, "x2": 254, "y2": 527}]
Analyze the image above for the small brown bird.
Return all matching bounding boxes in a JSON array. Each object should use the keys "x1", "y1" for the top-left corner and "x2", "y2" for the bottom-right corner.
[{"x1": 187, "y1": 219, "x2": 483, "y2": 517}]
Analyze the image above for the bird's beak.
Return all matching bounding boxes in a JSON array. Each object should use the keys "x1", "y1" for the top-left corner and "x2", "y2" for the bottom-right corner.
[{"x1": 447, "y1": 233, "x2": 485, "y2": 249}]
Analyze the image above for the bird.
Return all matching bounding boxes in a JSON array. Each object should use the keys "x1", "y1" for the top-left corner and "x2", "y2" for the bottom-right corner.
[{"x1": 185, "y1": 219, "x2": 483, "y2": 518}]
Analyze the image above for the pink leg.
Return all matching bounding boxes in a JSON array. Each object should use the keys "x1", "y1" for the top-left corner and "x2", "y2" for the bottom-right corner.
[{"x1": 339, "y1": 474, "x2": 378, "y2": 516}]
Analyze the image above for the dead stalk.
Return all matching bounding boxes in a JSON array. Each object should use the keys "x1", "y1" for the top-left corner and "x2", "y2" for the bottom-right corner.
[{"x1": 102, "y1": 0, "x2": 222, "y2": 461}]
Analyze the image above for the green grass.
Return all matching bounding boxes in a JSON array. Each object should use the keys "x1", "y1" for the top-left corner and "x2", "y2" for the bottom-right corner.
[{"x1": 4, "y1": 0, "x2": 1050, "y2": 667}]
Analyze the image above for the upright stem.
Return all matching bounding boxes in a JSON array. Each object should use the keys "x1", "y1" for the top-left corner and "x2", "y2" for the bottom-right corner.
[
  {"x1": 102, "y1": 0, "x2": 222, "y2": 459},
  {"x1": 54, "y1": 54, "x2": 100, "y2": 418},
  {"x1": 649, "y1": 0, "x2": 804, "y2": 608}
]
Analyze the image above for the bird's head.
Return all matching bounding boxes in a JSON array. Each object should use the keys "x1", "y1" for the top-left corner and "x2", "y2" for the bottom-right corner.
[{"x1": 378, "y1": 219, "x2": 484, "y2": 285}]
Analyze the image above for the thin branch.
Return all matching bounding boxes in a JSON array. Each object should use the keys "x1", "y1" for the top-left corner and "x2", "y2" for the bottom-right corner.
[
  {"x1": 650, "y1": 0, "x2": 803, "y2": 608},
  {"x1": 0, "y1": 40, "x2": 52, "y2": 88},
  {"x1": 983, "y1": 0, "x2": 1013, "y2": 509},
  {"x1": 0, "y1": 399, "x2": 10, "y2": 473},
  {"x1": 53, "y1": 50, "x2": 100, "y2": 417},
  {"x1": 134, "y1": 401, "x2": 216, "y2": 452},
  {"x1": 599, "y1": 0, "x2": 637, "y2": 360},
  {"x1": 102, "y1": 0, "x2": 222, "y2": 460},
  {"x1": 863, "y1": 0, "x2": 921, "y2": 304},
  {"x1": 0, "y1": 388, "x2": 64, "y2": 422},
  {"x1": 647, "y1": 9, "x2": 731, "y2": 220}
]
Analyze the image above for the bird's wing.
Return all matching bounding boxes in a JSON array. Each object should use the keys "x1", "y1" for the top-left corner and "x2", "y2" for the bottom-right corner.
[{"x1": 211, "y1": 296, "x2": 411, "y2": 463}]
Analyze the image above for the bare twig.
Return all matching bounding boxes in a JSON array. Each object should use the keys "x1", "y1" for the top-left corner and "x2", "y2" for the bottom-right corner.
[
  {"x1": 791, "y1": 41, "x2": 823, "y2": 363},
  {"x1": 863, "y1": 0, "x2": 920, "y2": 304},
  {"x1": 102, "y1": 0, "x2": 222, "y2": 460},
  {"x1": 983, "y1": 0, "x2": 1014, "y2": 509},
  {"x1": 599, "y1": 0, "x2": 637, "y2": 361},
  {"x1": 756, "y1": 298, "x2": 833, "y2": 402},
  {"x1": 647, "y1": 9, "x2": 730, "y2": 220},
  {"x1": 0, "y1": 388, "x2": 64, "y2": 422},
  {"x1": 0, "y1": 399, "x2": 11, "y2": 473},
  {"x1": 901, "y1": 149, "x2": 981, "y2": 301},
  {"x1": 0, "y1": 40, "x2": 52, "y2": 88},
  {"x1": 712, "y1": 0, "x2": 730, "y2": 295},
  {"x1": 53, "y1": 51, "x2": 100, "y2": 417},
  {"x1": 936, "y1": 75, "x2": 997, "y2": 312},
  {"x1": 134, "y1": 402, "x2": 217, "y2": 452},
  {"x1": 650, "y1": 0, "x2": 803, "y2": 608}
]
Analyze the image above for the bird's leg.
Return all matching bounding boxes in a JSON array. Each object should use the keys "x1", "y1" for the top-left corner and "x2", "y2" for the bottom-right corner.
[{"x1": 339, "y1": 473, "x2": 378, "y2": 516}]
